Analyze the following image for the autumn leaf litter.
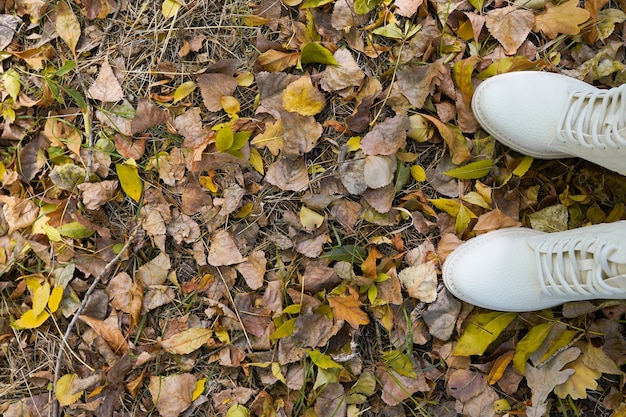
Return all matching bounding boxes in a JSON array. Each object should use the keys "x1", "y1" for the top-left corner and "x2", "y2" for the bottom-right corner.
[{"x1": 2, "y1": 0, "x2": 626, "y2": 416}]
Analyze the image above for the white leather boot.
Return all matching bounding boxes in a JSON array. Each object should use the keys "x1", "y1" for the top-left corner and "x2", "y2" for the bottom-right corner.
[
  {"x1": 472, "y1": 71, "x2": 626, "y2": 175},
  {"x1": 442, "y1": 222, "x2": 626, "y2": 311}
]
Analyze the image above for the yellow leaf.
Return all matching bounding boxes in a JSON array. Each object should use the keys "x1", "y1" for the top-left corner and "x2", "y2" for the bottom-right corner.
[
  {"x1": 411, "y1": 165, "x2": 427, "y2": 182},
  {"x1": 13, "y1": 309, "x2": 51, "y2": 329},
  {"x1": 554, "y1": 355, "x2": 601, "y2": 399},
  {"x1": 199, "y1": 175, "x2": 218, "y2": 193},
  {"x1": 381, "y1": 350, "x2": 417, "y2": 378},
  {"x1": 257, "y1": 49, "x2": 300, "y2": 72},
  {"x1": 48, "y1": 286, "x2": 64, "y2": 313},
  {"x1": 55, "y1": 374, "x2": 84, "y2": 406},
  {"x1": 488, "y1": 351, "x2": 514, "y2": 385},
  {"x1": 453, "y1": 312, "x2": 517, "y2": 356},
  {"x1": 300, "y1": 206, "x2": 324, "y2": 231},
  {"x1": 327, "y1": 287, "x2": 370, "y2": 329},
  {"x1": 192, "y1": 378, "x2": 206, "y2": 401},
  {"x1": 57, "y1": 222, "x2": 95, "y2": 239},
  {"x1": 513, "y1": 322, "x2": 554, "y2": 373},
  {"x1": 160, "y1": 328, "x2": 213, "y2": 355},
  {"x1": 32, "y1": 281, "x2": 50, "y2": 316},
  {"x1": 162, "y1": 0, "x2": 183, "y2": 18},
  {"x1": 271, "y1": 362, "x2": 287, "y2": 384},
  {"x1": 226, "y1": 404, "x2": 250, "y2": 417},
  {"x1": 41, "y1": 222, "x2": 62, "y2": 242},
  {"x1": 173, "y1": 81, "x2": 196, "y2": 103},
  {"x1": 116, "y1": 159, "x2": 143, "y2": 203},
  {"x1": 512, "y1": 155, "x2": 534, "y2": 177},
  {"x1": 533, "y1": 0, "x2": 591, "y2": 39},
  {"x1": 3, "y1": 69, "x2": 21, "y2": 100},
  {"x1": 269, "y1": 317, "x2": 297, "y2": 340},
  {"x1": 307, "y1": 349, "x2": 344, "y2": 369},
  {"x1": 236, "y1": 72, "x2": 254, "y2": 87},
  {"x1": 56, "y1": 2, "x2": 81, "y2": 55},
  {"x1": 249, "y1": 147, "x2": 265, "y2": 175},
  {"x1": 221, "y1": 95, "x2": 240, "y2": 115},
  {"x1": 346, "y1": 136, "x2": 361, "y2": 151},
  {"x1": 421, "y1": 114, "x2": 470, "y2": 164},
  {"x1": 250, "y1": 119, "x2": 283, "y2": 156},
  {"x1": 282, "y1": 75, "x2": 326, "y2": 116},
  {"x1": 444, "y1": 160, "x2": 493, "y2": 179},
  {"x1": 215, "y1": 125, "x2": 235, "y2": 152},
  {"x1": 541, "y1": 329, "x2": 579, "y2": 362}
]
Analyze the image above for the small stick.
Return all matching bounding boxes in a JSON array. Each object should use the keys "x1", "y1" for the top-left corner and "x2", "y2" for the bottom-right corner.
[{"x1": 52, "y1": 223, "x2": 141, "y2": 417}]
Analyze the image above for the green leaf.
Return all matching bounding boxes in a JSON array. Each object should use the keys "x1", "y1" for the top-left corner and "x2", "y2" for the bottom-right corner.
[
  {"x1": 62, "y1": 87, "x2": 87, "y2": 111},
  {"x1": 231, "y1": 131, "x2": 251, "y2": 151},
  {"x1": 55, "y1": 60, "x2": 76, "y2": 77},
  {"x1": 444, "y1": 159, "x2": 493, "y2": 179},
  {"x1": 307, "y1": 349, "x2": 344, "y2": 369},
  {"x1": 381, "y1": 350, "x2": 417, "y2": 378},
  {"x1": 299, "y1": 42, "x2": 338, "y2": 66},
  {"x1": 300, "y1": 0, "x2": 334, "y2": 7},
  {"x1": 56, "y1": 222, "x2": 95, "y2": 239},
  {"x1": 372, "y1": 22, "x2": 404, "y2": 39},
  {"x1": 269, "y1": 317, "x2": 297, "y2": 340},
  {"x1": 354, "y1": 0, "x2": 382, "y2": 14},
  {"x1": 321, "y1": 245, "x2": 367, "y2": 262},
  {"x1": 216, "y1": 125, "x2": 235, "y2": 152},
  {"x1": 513, "y1": 322, "x2": 554, "y2": 373},
  {"x1": 116, "y1": 160, "x2": 143, "y2": 203},
  {"x1": 453, "y1": 312, "x2": 517, "y2": 356}
]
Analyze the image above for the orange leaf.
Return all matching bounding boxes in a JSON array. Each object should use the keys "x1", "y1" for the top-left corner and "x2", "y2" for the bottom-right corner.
[
  {"x1": 328, "y1": 287, "x2": 370, "y2": 329},
  {"x1": 534, "y1": 0, "x2": 591, "y2": 39},
  {"x1": 79, "y1": 315, "x2": 128, "y2": 354},
  {"x1": 488, "y1": 350, "x2": 514, "y2": 385},
  {"x1": 257, "y1": 50, "x2": 300, "y2": 72},
  {"x1": 453, "y1": 56, "x2": 481, "y2": 107}
]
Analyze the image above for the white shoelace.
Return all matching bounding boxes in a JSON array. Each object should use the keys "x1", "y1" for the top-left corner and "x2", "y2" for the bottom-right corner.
[
  {"x1": 557, "y1": 84, "x2": 626, "y2": 149},
  {"x1": 535, "y1": 237, "x2": 622, "y2": 297}
]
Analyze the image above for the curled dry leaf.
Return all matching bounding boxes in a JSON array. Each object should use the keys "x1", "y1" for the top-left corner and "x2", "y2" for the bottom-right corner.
[
  {"x1": 149, "y1": 374, "x2": 196, "y2": 417},
  {"x1": 78, "y1": 315, "x2": 128, "y2": 354},
  {"x1": 77, "y1": 180, "x2": 119, "y2": 210},
  {"x1": 235, "y1": 250, "x2": 267, "y2": 290},
  {"x1": 88, "y1": 59, "x2": 124, "y2": 102},
  {"x1": 0, "y1": 195, "x2": 38, "y2": 234},
  {"x1": 208, "y1": 229, "x2": 244, "y2": 266},
  {"x1": 398, "y1": 261, "x2": 438, "y2": 303},
  {"x1": 160, "y1": 327, "x2": 213, "y2": 355}
]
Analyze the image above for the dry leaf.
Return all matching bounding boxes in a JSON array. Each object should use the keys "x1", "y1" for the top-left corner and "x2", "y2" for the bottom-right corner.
[
  {"x1": 137, "y1": 253, "x2": 171, "y2": 286},
  {"x1": 235, "y1": 250, "x2": 267, "y2": 290},
  {"x1": 339, "y1": 156, "x2": 368, "y2": 195},
  {"x1": 55, "y1": 2, "x2": 81, "y2": 55},
  {"x1": 292, "y1": 311, "x2": 336, "y2": 347},
  {"x1": 257, "y1": 49, "x2": 300, "y2": 72},
  {"x1": 282, "y1": 75, "x2": 326, "y2": 116},
  {"x1": 78, "y1": 315, "x2": 128, "y2": 354},
  {"x1": 398, "y1": 261, "x2": 438, "y2": 303},
  {"x1": 320, "y1": 48, "x2": 365, "y2": 92},
  {"x1": 472, "y1": 209, "x2": 521, "y2": 235},
  {"x1": 396, "y1": 60, "x2": 446, "y2": 109},
  {"x1": 172, "y1": 107, "x2": 209, "y2": 149},
  {"x1": 327, "y1": 286, "x2": 370, "y2": 329},
  {"x1": 554, "y1": 353, "x2": 601, "y2": 399},
  {"x1": 106, "y1": 272, "x2": 133, "y2": 312},
  {"x1": 0, "y1": 195, "x2": 38, "y2": 234},
  {"x1": 376, "y1": 363, "x2": 429, "y2": 406},
  {"x1": 197, "y1": 73, "x2": 238, "y2": 112},
  {"x1": 362, "y1": 184, "x2": 395, "y2": 213},
  {"x1": 302, "y1": 262, "x2": 341, "y2": 293},
  {"x1": 485, "y1": 7, "x2": 534, "y2": 55},
  {"x1": 131, "y1": 98, "x2": 170, "y2": 134},
  {"x1": 315, "y1": 383, "x2": 346, "y2": 417},
  {"x1": 88, "y1": 59, "x2": 124, "y2": 102},
  {"x1": 251, "y1": 118, "x2": 284, "y2": 155},
  {"x1": 395, "y1": 0, "x2": 423, "y2": 17},
  {"x1": 422, "y1": 288, "x2": 462, "y2": 340},
  {"x1": 160, "y1": 328, "x2": 213, "y2": 355},
  {"x1": 265, "y1": 157, "x2": 309, "y2": 191},
  {"x1": 280, "y1": 111, "x2": 323, "y2": 158},
  {"x1": 149, "y1": 374, "x2": 196, "y2": 417},
  {"x1": 208, "y1": 229, "x2": 244, "y2": 266},
  {"x1": 361, "y1": 114, "x2": 409, "y2": 156},
  {"x1": 533, "y1": 0, "x2": 591, "y2": 39},
  {"x1": 234, "y1": 292, "x2": 271, "y2": 337},
  {"x1": 363, "y1": 155, "x2": 397, "y2": 189},
  {"x1": 78, "y1": 180, "x2": 119, "y2": 210}
]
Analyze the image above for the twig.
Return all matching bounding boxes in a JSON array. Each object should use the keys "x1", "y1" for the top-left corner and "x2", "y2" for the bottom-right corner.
[{"x1": 52, "y1": 223, "x2": 141, "y2": 417}]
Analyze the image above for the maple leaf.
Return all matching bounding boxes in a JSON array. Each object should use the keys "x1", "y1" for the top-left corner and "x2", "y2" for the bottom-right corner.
[
  {"x1": 533, "y1": 0, "x2": 591, "y2": 39},
  {"x1": 485, "y1": 6, "x2": 534, "y2": 55},
  {"x1": 553, "y1": 353, "x2": 601, "y2": 399},
  {"x1": 328, "y1": 286, "x2": 369, "y2": 329}
]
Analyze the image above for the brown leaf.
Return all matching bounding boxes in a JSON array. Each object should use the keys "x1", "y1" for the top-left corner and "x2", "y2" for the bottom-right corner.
[
  {"x1": 197, "y1": 73, "x2": 238, "y2": 112},
  {"x1": 376, "y1": 363, "x2": 429, "y2": 406},
  {"x1": 339, "y1": 156, "x2": 368, "y2": 195},
  {"x1": 361, "y1": 114, "x2": 408, "y2": 156},
  {"x1": 533, "y1": 0, "x2": 591, "y2": 39},
  {"x1": 235, "y1": 250, "x2": 266, "y2": 290},
  {"x1": 166, "y1": 212, "x2": 200, "y2": 244},
  {"x1": 328, "y1": 286, "x2": 370, "y2": 329},
  {"x1": 292, "y1": 311, "x2": 336, "y2": 348},
  {"x1": 208, "y1": 229, "x2": 244, "y2": 266},
  {"x1": 160, "y1": 328, "x2": 213, "y2": 355},
  {"x1": 106, "y1": 272, "x2": 133, "y2": 312},
  {"x1": 330, "y1": 199, "x2": 362, "y2": 233},
  {"x1": 181, "y1": 179, "x2": 212, "y2": 215},
  {"x1": 301, "y1": 262, "x2": 341, "y2": 293},
  {"x1": 88, "y1": 59, "x2": 124, "y2": 102},
  {"x1": 55, "y1": 2, "x2": 81, "y2": 55},
  {"x1": 81, "y1": 0, "x2": 117, "y2": 20},
  {"x1": 79, "y1": 315, "x2": 128, "y2": 354},
  {"x1": 320, "y1": 48, "x2": 365, "y2": 92},
  {"x1": 396, "y1": 59, "x2": 446, "y2": 109},
  {"x1": 315, "y1": 383, "x2": 346, "y2": 417},
  {"x1": 485, "y1": 7, "x2": 534, "y2": 55},
  {"x1": 454, "y1": 384, "x2": 499, "y2": 417},
  {"x1": 422, "y1": 288, "x2": 461, "y2": 340},
  {"x1": 447, "y1": 369, "x2": 487, "y2": 402},
  {"x1": 362, "y1": 184, "x2": 395, "y2": 213},
  {"x1": 0, "y1": 196, "x2": 38, "y2": 234},
  {"x1": 473, "y1": 209, "x2": 521, "y2": 235},
  {"x1": 211, "y1": 387, "x2": 256, "y2": 416},
  {"x1": 137, "y1": 253, "x2": 171, "y2": 286},
  {"x1": 143, "y1": 285, "x2": 176, "y2": 313},
  {"x1": 149, "y1": 374, "x2": 196, "y2": 417},
  {"x1": 131, "y1": 98, "x2": 170, "y2": 134},
  {"x1": 172, "y1": 107, "x2": 209, "y2": 149},
  {"x1": 77, "y1": 180, "x2": 119, "y2": 210},
  {"x1": 257, "y1": 49, "x2": 300, "y2": 72},
  {"x1": 256, "y1": 71, "x2": 300, "y2": 119},
  {"x1": 265, "y1": 157, "x2": 309, "y2": 191},
  {"x1": 113, "y1": 134, "x2": 146, "y2": 160},
  {"x1": 280, "y1": 111, "x2": 323, "y2": 159}
]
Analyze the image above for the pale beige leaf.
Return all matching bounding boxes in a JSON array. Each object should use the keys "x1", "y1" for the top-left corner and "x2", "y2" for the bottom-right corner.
[
  {"x1": 88, "y1": 59, "x2": 124, "y2": 102},
  {"x1": 473, "y1": 209, "x2": 521, "y2": 235},
  {"x1": 149, "y1": 374, "x2": 196, "y2": 417},
  {"x1": 395, "y1": 0, "x2": 423, "y2": 17},
  {"x1": 137, "y1": 253, "x2": 171, "y2": 286},
  {"x1": 172, "y1": 107, "x2": 209, "y2": 149},
  {"x1": 142, "y1": 285, "x2": 176, "y2": 313},
  {"x1": 77, "y1": 180, "x2": 119, "y2": 210},
  {"x1": 56, "y1": 2, "x2": 81, "y2": 55},
  {"x1": 320, "y1": 48, "x2": 365, "y2": 92},
  {"x1": 160, "y1": 328, "x2": 213, "y2": 355},
  {"x1": 363, "y1": 155, "x2": 397, "y2": 189},
  {"x1": 208, "y1": 229, "x2": 244, "y2": 266},
  {"x1": 0, "y1": 195, "x2": 38, "y2": 234},
  {"x1": 485, "y1": 7, "x2": 534, "y2": 55},
  {"x1": 235, "y1": 250, "x2": 266, "y2": 290},
  {"x1": 398, "y1": 261, "x2": 438, "y2": 303},
  {"x1": 106, "y1": 272, "x2": 133, "y2": 312}
]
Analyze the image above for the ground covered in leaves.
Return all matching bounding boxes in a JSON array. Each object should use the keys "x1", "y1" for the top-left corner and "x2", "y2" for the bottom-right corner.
[{"x1": 2, "y1": 0, "x2": 626, "y2": 416}]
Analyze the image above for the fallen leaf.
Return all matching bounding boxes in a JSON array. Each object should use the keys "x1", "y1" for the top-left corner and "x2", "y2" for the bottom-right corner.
[
  {"x1": 292, "y1": 311, "x2": 335, "y2": 347},
  {"x1": 395, "y1": 0, "x2": 423, "y2": 17},
  {"x1": 447, "y1": 369, "x2": 486, "y2": 402},
  {"x1": 533, "y1": 0, "x2": 591, "y2": 39},
  {"x1": 251, "y1": 118, "x2": 284, "y2": 155},
  {"x1": 554, "y1": 353, "x2": 601, "y2": 399},
  {"x1": 376, "y1": 362, "x2": 429, "y2": 406},
  {"x1": 0, "y1": 15, "x2": 20, "y2": 50},
  {"x1": 197, "y1": 73, "x2": 238, "y2": 112},
  {"x1": 78, "y1": 180, "x2": 119, "y2": 210},
  {"x1": 131, "y1": 98, "x2": 171, "y2": 134},
  {"x1": 328, "y1": 286, "x2": 370, "y2": 329},
  {"x1": 116, "y1": 159, "x2": 143, "y2": 203},
  {"x1": 137, "y1": 253, "x2": 171, "y2": 286},
  {"x1": 485, "y1": 7, "x2": 534, "y2": 55},
  {"x1": 280, "y1": 111, "x2": 323, "y2": 158},
  {"x1": 396, "y1": 60, "x2": 446, "y2": 109},
  {"x1": 88, "y1": 59, "x2": 124, "y2": 102},
  {"x1": 172, "y1": 107, "x2": 209, "y2": 149},
  {"x1": 78, "y1": 315, "x2": 128, "y2": 354},
  {"x1": 422, "y1": 288, "x2": 461, "y2": 340},
  {"x1": 282, "y1": 75, "x2": 326, "y2": 116},
  {"x1": 160, "y1": 327, "x2": 213, "y2": 355},
  {"x1": 473, "y1": 209, "x2": 521, "y2": 235},
  {"x1": 453, "y1": 312, "x2": 517, "y2": 356},
  {"x1": 315, "y1": 383, "x2": 346, "y2": 417},
  {"x1": 149, "y1": 374, "x2": 196, "y2": 417},
  {"x1": 0, "y1": 195, "x2": 38, "y2": 234},
  {"x1": 398, "y1": 261, "x2": 438, "y2": 303},
  {"x1": 257, "y1": 49, "x2": 300, "y2": 72},
  {"x1": 363, "y1": 155, "x2": 397, "y2": 189},
  {"x1": 55, "y1": 374, "x2": 83, "y2": 406},
  {"x1": 235, "y1": 250, "x2": 266, "y2": 290},
  {"x1": 208, "y1": 229, "x2": 244, "y2": 266},
  {"x1": 320, "y1": 48, "x2": 365, "y2": 92},
  {"x1": 361, "y1": 114, "x2": 409, "y2": 156},
  {"x1": 528, "y1": 204, "x2": 568, "y2": 232},
  {"x1": 265, "y1": 157, "x2": 309, "y2": 191},
  {"x1": 55, "y1": 2, "x2": 81, "y2": 56}
]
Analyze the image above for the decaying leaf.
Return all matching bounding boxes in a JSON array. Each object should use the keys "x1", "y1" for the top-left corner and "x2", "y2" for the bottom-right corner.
[
  {"x1": 149, "y1": 374, "x2": 196, "y2": 417},
  {"x1": 485, "y1": 7, "x2": 534, "y2": 55},
  {"x1": 360, "y1": 114, "x2": 409, "y2": 156},
  {"x1": 398, "y1": 261, "x2": 438, "y2": 303},
  {"x1": 55, "y1": 2, "x2": 81, "y2": 56},
  {"x1": 533, "y1": 0, "x2": 591, "y2": 39},
  {"x1": 265, "y1": 157, "x2": 309, "y2": 191},
  {"x1": 77, "y1": 180, "x2": 119, "y2": 210},
  {"x1": 235, "y1": 250, "x2": 267, "y2": 290},
  {"x1": 327, "y1": 286, "x2": 370, "y2": 329},
  {"x1": 197, "y1": 73, "x2": 238, "y2": 112},
  {"x1": 88, "y1": 59, "x2": 124, "y2": 102},
  {"x1": 208, "y1": 229, "x2": 244, "y2": 266}
]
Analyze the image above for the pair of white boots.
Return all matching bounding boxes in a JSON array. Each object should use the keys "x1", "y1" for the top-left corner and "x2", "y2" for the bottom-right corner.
[{"x1": 443, "y1": 72, "x2": 626, "y2": 312}]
